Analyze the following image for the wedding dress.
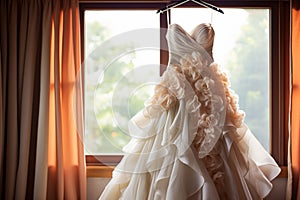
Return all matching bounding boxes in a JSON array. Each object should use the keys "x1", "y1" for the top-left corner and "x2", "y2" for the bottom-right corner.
[{"x1": 99, "y1": 24, "x2": 281, "y2": 200}]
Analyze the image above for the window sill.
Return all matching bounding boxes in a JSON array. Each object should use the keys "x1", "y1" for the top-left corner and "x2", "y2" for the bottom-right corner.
[
  {"x1": 86, "y1": 165, "x2": 288, "y2": 178},
  {"x1": 87, "y1": 165, "x2": 115, "y2": 177}
]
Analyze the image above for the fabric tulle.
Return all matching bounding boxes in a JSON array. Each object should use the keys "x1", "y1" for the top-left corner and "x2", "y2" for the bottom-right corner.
[{"x1": 99, "y1": 24, "x2": 280, "y2": 200}]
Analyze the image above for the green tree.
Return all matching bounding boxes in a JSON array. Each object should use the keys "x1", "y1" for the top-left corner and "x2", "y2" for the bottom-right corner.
[
  {"x1": 226, "y1": 10, "x2": 270, "y2": 150},
  {"x1": 85, "y1": 21, "x2": 153, "y2": 153}
]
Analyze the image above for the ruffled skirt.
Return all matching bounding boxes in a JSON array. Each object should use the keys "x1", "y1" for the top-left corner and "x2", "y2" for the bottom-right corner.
[{"x1": 99, "y1": 106, "x2": 280, "y2": 200}]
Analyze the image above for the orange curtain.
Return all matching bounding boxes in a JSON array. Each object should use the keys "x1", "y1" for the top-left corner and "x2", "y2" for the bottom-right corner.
[
  {"x1": 0, "y1": 0, "x2": 85, "y2": 199},
  {"x1": 291, "y1": 0, "x2": 300, "y2": 199},
  {"x1": 34, "y1": 0, "x2": 86, "y2": 199}
]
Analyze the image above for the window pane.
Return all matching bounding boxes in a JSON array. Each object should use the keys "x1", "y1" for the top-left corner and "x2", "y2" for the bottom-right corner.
[
  {"x1": 84, "y1": 10, "x2": 160, "y2": 154},
  {"x1": 171, "y1": 8, "x2": 270, "y2": 151}
]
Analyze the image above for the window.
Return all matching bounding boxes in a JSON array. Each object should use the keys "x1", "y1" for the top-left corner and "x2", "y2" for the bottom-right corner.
[
  {"x1": 84, "y1": 10, "x2": 160, "y2": 154},
  {"x1": 80, "y1": 1, "x2": 289, "y2": 168}
]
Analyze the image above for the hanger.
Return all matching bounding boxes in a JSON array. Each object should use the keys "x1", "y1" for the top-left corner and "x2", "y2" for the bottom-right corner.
[{"x1": 156, "y1": 0, "x2": 224, "y2": 14}]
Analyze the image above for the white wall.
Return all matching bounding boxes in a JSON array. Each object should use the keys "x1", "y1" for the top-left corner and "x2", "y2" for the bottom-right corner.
[{"x1": 87, "y1": 177, "x2": 287, "y2": 200}]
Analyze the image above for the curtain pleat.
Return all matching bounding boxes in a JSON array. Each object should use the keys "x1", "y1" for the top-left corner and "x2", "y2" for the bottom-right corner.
[
  {"x1": 0, "y1": 32, "x2": 2, "y2": 200},
  {"x1": 0, "y1": 1, "x2": 7, "y2": 198},
  {"x1": 15, "y1": 1, "x2": 42, "y2": 199},
  {"x1": 34, "y1": 1, "x2": 52, "y2": 198},
  {"x1": 0, "y1": 0, "x2": 86, "y2": 199},
  {"x1": 5, "y1": 1, "x2": 20, "y2": 199},
  {"x1": 291, "y1": 0, "x2": 300, "y2": 199}
]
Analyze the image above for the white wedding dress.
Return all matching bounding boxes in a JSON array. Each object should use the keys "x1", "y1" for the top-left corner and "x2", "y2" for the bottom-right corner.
[{"x1": 99, "y1": 24, "x2": 281, "y2": 200}]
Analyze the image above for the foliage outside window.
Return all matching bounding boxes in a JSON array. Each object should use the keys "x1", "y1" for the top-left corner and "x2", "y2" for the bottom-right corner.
[{"x1": 84, "y1": 11, "x2": 160, "y2": 154}]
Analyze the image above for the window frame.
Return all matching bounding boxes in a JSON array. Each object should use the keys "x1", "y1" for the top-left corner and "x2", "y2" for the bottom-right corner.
[{"x1": 79, "y1": 0, "x2": 290, "y2": 176}]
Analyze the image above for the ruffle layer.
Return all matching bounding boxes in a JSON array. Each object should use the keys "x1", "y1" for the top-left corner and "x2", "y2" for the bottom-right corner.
[
  {"x1": 99, "y1": 104, "x2": 280, "y2": 200},
  {"x1": 99, "y1": 102, "x2": 220, "y2": 200},
  {"x1": 223, "y1": 123, "x2": 281, "y2": 199},
  {"x1": 148, "y1": 55, "x2": 227, "y2": 159}
]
